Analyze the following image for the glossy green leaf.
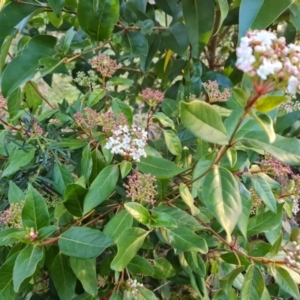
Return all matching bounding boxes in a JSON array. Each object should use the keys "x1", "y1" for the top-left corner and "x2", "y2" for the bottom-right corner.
[
  {"x1": 240, "y1": 265, "x2": 264, "y2": 300},
  {"x1": 202, "y1": 166, "x2": 242, "y2": 241},
  {"x1": 90, "y1": 149, "x2": 106, "y2": 182},
  {"x1": 53, "y1": 163, "x2": 74, "y2": 195},
  {"x1": 271, "y1": 265, "x2": 300, "y2": 299},
  {"x1": 112, "y1": 98, "x2": 133, "y2": 125},
  {"x1": 152, "y1": 112, "x2": 174, "y2": 129},
  {"x1": 61, "y1": 26, "x2": 75, "y2": 54},
  {"x1": 103, "y1": 210, "x2": 133, "y2": 241},
  {"x1": 0, "y1": 228, "x2": 20, "y2": 246},
  {"x1": 59, "y1": 227, "x2": 113, "y2": 259},
  {"x1": 124, "y1": 202, "x2": 151, "y2": 225},
  {"x1": 120, "y1": 160, "x2": 132, "y2": 178},
  {"x1": 161, "y1": 22, "x2": 189, "y2": 56},
  {"x1": 127, "y1": 256, "x2": 154, "y2": 276},
  {"x1": 216, "y1": 0, "x2": 229, "y2": 34},
  {"x1": 237, "y1": 183, "x2": 252, "y2": 238},
  {"x1": 247, "y1": 204, "x2": 283, "y2": 236},
  {"x1": 7, "y1": 88, "x2": 22, "y2": 120},
  {"x1": 70, "y1": 257, "x2": 98, "y2": 296},
  {"x1": 179, "y1": 183, "x2": 200, "y2": 216},
  {"x1": 151, "y1": 211, "x2": 178, "y2": 228},
  {"x1": 270, "y1": 232, "x2": 283, "y2": 257},
  {"x1": 180, "y1": 101, "x2": 228, "y2": 145},
  {"x1": 52, "y1": 253, "x2": 76, "y2": 300},
  {"x1": 48, "y1": 0, "x2": 65, "y2": 17},
  {"x1": 182, "y1": 0, "x2": 215, "y2": 57},
  {"x1": 168, "y1": 227, "x2": 208, "y2": 253},
  {"x1": 77, "y1": 0, "x2": 119, "y2": 41},
  {"x1": 136, "y1": 156, "x2": 182, "y2": 179},
  {"x1": 252, "y1": 174, "x2": 277, "y2": 213},
  {"x1": 23, "y1": 81, "x2": 43, "y2": 113},
  {"x1": 38, "y1": 225, "x2": 59, "y2": 240},
  {"x1": 0, "y1": 35, "x2": 14, "y2": 78},
  {"x1": 184, "y1": 252, "x2": 206, "y2": 277},
  {"x1": 83, "y1": 165, "x2": 119, "y2": 214},
  {"x1": 8, "y1": 181, "x2": 24, "y2": 204},
  {"x1": 22, "y1": 184, "x2": 50, "y2": 231},
  {"x1": 1, "y1": 35, "x2": 57, "y2": 97},
  {"x1": 109, "y1": 77, "x2": 133, "y2": 86},
  {"x1": 137, "y1": 288, "x2": 158, "y2": 300},
  {"x1": 2, "y1": 148, "x2": 35, "y2": 178},
  {"x1": 122, "y1": 31, "x2": 148, "y2": 62},
  {"x1": 111, "y1": 228, "x2": 148, "y2": 271},
  {"x1": 220, "y1": 266, "x2": 244, "y2": 295},
  {"x1": 152, "y1": 257, "x2": 176, "y2": 279},
  {"x1": 255, "y1": 95, "x2": 288, "y2": 112},
  {"x1": 81, "y1": 145, "x2": 93, "y2": 182},
  {"x1": 64, "y1": 184, "x2": 88, "y2": 217},
  {"x1": 13, "y1": 245, "x2": 44, "y2": 292},
  {"x1": 163, "y1": 129, "x2": 182, "y2": 155}
]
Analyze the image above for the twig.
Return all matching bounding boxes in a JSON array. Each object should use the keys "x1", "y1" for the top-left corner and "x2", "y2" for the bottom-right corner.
[{"x1": 28, "y1": 81, "x2": 54, "y2": 109}]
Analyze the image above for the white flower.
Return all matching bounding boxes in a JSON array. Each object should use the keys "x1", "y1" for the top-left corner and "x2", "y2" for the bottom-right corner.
[
  {"x1": 287, "y1": 76, "x2": 299, "y2": 95},
  {"x1": 254, "y1": 30, "x2": 276, "y2": 47}
]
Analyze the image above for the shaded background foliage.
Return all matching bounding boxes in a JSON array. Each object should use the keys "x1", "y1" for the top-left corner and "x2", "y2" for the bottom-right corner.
[{"x1": 1, "y1": 0, "x2": 300, "y2": 299}]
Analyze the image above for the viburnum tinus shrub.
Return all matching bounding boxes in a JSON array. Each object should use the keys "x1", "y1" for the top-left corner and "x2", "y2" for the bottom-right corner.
[{"x1": 2, "y1": 1, "x2": 300, "y2": 299}]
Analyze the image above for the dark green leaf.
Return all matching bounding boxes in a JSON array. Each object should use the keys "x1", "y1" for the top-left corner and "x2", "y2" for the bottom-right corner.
[
  {"x1": 23, "y1": 82, "x2": 43, "y2": 113},
  {"x1": 112, "y1": 98, "x2": 133, "y2": 125},
  {"x1": 64, "y1": 184, "x2": 88, "y2": 217},
  {"x1": 38, "y1": 225, "x2": 59, "y2": 240},
  {"x1": 53, "y1": 163, "x2": 74, "y2": 195},
  {"x1": 81, "y1": 145, "x2": 93, "y2": 182},
  {"x1": 152, "y1": 257, "x2": 175, "y2": 279},
  {"x1": 128, "y1": 256, "x2": 154, "y2": 276},
  {"x1": 122, "y1": 31, "x2": 148, "y2": 61},
  {"x1": 8, "y1": 181, "x2": 24, "y2": 204},
  {"x1": 48, "y1": 0, "x2": 65, "y2": 17},
  {"x1": 184, "y1": 252, "x2": 206, "y2": 277},
  {"x1": 220, "y1": 266, "x2": 244, "y2": 295}
]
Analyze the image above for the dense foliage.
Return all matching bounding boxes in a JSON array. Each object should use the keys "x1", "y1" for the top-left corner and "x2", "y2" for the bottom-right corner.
[{"x1": 2, "y1": 0, "x2": 300, "y2": 299}]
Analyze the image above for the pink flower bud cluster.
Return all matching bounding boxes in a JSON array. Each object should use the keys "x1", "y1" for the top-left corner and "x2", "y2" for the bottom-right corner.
[
  {"x1": 202, "y1": 80, "x2": 231, "y2": 102},
  {"x1": 0, "y1": 93, "x2": 6, "y2": 109},
  {"x1": 89, "y1": 55, "x2": 121, "y2": 78},
  {"x1": 123, "y1": 171, "x2": 157, "y2": 205},
  {"x1": 0, "y1": 201, "x2": 24, "y2": 228},
  {"x1": 26, "y1": 227, "x2": 39, "y2": 241},
  {"x1": 28, "y1": 122, "x2": 44, "y2": 136},
  {"x1": 141, "y1": 88, "x2": 164, "y2": 106},
  {"x1": 261, "y1": 154, "x2": 292, "y2": 177},
  {"x1": 74, "y1": 107, "x2": 102, "y2": 130},
  {"x1": 104, "y1": 125, "x2": 148, "y2": 162},
  {"x1": 101, "y1": 112, "x2": 128, "y2": 136},
  {"x1": 285, "y1": 238, "x2": 300, "y2": 269},
  {"x1": 236, "y1": 30, "x2": 300, "y2": 95}
]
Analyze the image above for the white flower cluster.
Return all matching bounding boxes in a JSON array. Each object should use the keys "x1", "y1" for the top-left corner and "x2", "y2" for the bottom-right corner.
[
  {"x1": 104, "y1": 125, "x2": 147, "y2": 161},
  {"x1": 236, "y1": 30, "x2": 300, "y2": 95},
  {"x1": 126, "y1": 278, "x2": 144, "y2": 296}
]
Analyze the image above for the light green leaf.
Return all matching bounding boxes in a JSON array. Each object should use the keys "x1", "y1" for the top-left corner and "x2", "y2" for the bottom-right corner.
[
  {"x1": 220, "y1": 266, "x2": 244, "y2": 295},
  {"x1": 255, "y1": 95, "x2": 288, "y2": 112},
  {"x1": 168, "y1": 228, "x2": 208, "y2": 253},
  {"x1": 110, "y1": 228, "x2": 148, "y2": 271},
  {"x1": 81, "y1": 145, "x2": 93, "y2": 183},
  {"x1": 22, "y1": 184, "x2": 50, "y2": 231},
  {"x1": 77, "y1": 0, "x2": 119, "y2": 41},
  {"x1": 270, "y1": 232, "x2": 283, "y2": 257},
  {"x1": 108, "y1": 77, "x2": 133, "y2": 86},
  {"x1": 216, "y1": 0, "x2": 229, "y2": 34},
  {"x1": 112, "y1": 98, "x2": 133, "y2": 125},
  {"x1": 61, "y1": 26, "x2": 75, "y2": 54},
  {"x1": 59, "y1": 227, "x2": 113, "y2": 259},
  {"x1": 8, "y1": 181, "x2": 24, "y2": 204},
  {"x1": 137, "y1": 288, "x2": 158, "y2": 300},
  {"x1": 151, "y1": 212, "x2": 178, "y2": 228},
  {"x1": 120, "y1": 160, "x2": 132, "y2": 178},
  {"x1": 152, "y1": 112, "x2": 174, "y2": 129},
  {"x1": 202, "y1": 166, "x2": 242, "y2": 241},
  {"x1": 103, "y1": 210, "x2": 133, "y2": 241},
  {"x1": 152, "y1": 257, "x2": 175, "y2": 279},
  {"x1": 53, "y1": 163, "x2": 74, "y2": 195},
  {"x1": 64, "y1": 184, "x2": 88, "y2": 217},
  {"x1": 13, "y1": 245, "x2": 44, "y2": 292},
  {"x1": 163, "y1": 129, "x2": 182, "y2": 155},
  {"x1": 180, "y1": 101, "x2": 228, "y2": 145},
  {"x1": 38, "y1": 225, "x2": 59, "y2": 240},
  {"x1": 240, "y1": 265, "x2": 264, "y2": 300},
  {"x1": 70, "y1": 257, "x2": 98, "y2": 296},
  {"x1": 179, "y1": 183, "x2": 200, "y2": 216},
  {"x1": 136, "y1": 156, "x2": 182, "y2": 179},
  {"x1": 184, "y1": 252, "x2": 206, "y2": 277},
  {"x1": 124, "y1": 202, "x2": 151, "y2": 225},
  {"x1": 52, "y1": 253, "x2": 76, "y2": 300},
  {"x1": 83, "y1": 165, "x2": 119, "y2": 214}
]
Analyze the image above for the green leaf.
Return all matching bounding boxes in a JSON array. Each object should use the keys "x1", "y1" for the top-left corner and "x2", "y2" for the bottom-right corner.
[
  {"x1": 184, "y1": 252, "x2": 206, "y2": 277},
  {"x1": 111, "y1": 228, "x2": 148, "y2": 271},
  {"x1": 38, "y1": 225, "x2": 59, "y2": 240},
  {"x1": 124, "y1": 202, "x2": 151, "y2": 225},
  {"x1": 13, "y1": 245, "x2": 44, "y2": 292},
  {"x1": 8, "y1": 181, "x2": 24, "y2": 204},
  {"x1": 52, "y1": 253, "x2": 76, "y2": 300},
  {"x1": 271, "y1": 265, "x2": 300, "y2": 299},
  {"x1": 0, "y1": 228, "x2": 20, "y2": 246},
  {"x1": 220, "y1": 266, "x2": 244, "y2": 295},
  {"x1": 120, "y1": 160, "x2": 132, "y2": 178},
  {"x1": 83, "y1": 165, "x2": 119, "y2": 214},
  {"x1": 77, "y1": 0, "x2": 119, "y2": 41},
  {"x1": 0, "y1": 35, "x2": 14, "y2": 79},
  {"x1": 109, "y1": 292, "x2": 123, "y2": 300},
  {"x1": 153, "y1": 206, "x2": 204, "y2": 231},
  {"x1": 112, "y1": 98, "x2": 133, "y2": 125},
  {"x1": 247, "y1": 204, "x2": 283, "y2": 236},
  {"x1": 48, "y1": 0, "x2": 65, "y2": 17},
  {"x1": 182, "y1": 0, "x2": 215, "y2": 57},
  {"x1": 122, "y1": 31, "x2": 148, "y2": 61},
  {"x1": 64, "y1": 184, "x2": 88, "y2": 217},
  {"x1": 238, "y1": 0, "x2": 263, "y2": 39},
  {"x1": 163, "y1": 129, "x2": 182, "y2": 155},
  {"x1": 109, "y1": 77, "x2": 134, "y2": 86},
  {"x1": 103, "y1": 210, "x2": 133, "y2": 241},
  {"x1": 22, "y1": 184, "x2": 50, "y2": 231},
  {"x1": 202, "y1": 166, "x2": 242, "y2": 241},
  {"x1": 90, "y1": 149, "x2": 106, "y2": 182},
  {"x1": 61, "y1": 26, "x2": 75, "y2": 54},
  {"x1": 241, "y1": 133, "x2": 300, "y2": 165},
  {"x1": 152, "y1": 112, "x2": 174, "y2": 129},
  {"x1": 255, "y1": 95, "x2": 288, "y2": 112},
  {"x1": 252, "y1": 174, "x2": 277, "y2": 213},
  {"x1": 59, "y1": 227, "x2": 113, "y2": 259},
  {"x1": 53, "y1": 163, "x2": 74, "y2": 195},
  {"x1": 23, "y1": 81, "x2": 43, "y2": 113},
  {"x1": 152, "y1": 257, "x2": 175, "y2": 279},
  {"x1": 252, "y1": 0, "x2": 293, "y2": 30},
  {"x1": 7, "y1": 88, "x2": 22, "y2": 120},
  {"x1": 70, "y1": 258, "x2": 98, "y2": 296},
  {"x1": 216, "y1": 0, "x2": 229, "y2": 34},
  {"x1": 161, "y1": 22, "x2": 189, "y2": 56},
  {"x1": 136, "y1": 156, "x2": 182, "y2": 179},
  {"x1": 168, "y1": 228, "x2": 208, "y2": 253},
  {"x1": 2, "y1": 148, "x2": 35, "y2": 178},
  {"x1": 141, "y1": 33, "x2": 161, "y2": 72},
  {"x1": 240, "y1": 265, "x2": 264, "y2": 300},
  {"x1": 137, "y1": 288, "x2": 158, "y2": 300},
  {"x1": 270, "y1": 232, "x2": 283, "y2": 257},
  {"x1": 180, "y1": 101, "x2": 228, "y2": 145},
  {"x1": 151, "y1": 212, "x2": 178, "y2": 228},
  {"x1": 128, "y1": 256, "x2": 154, "y2": 276},
  {"x1": 39, "y1": 57, "x2": 68, "y2": 77},
  {"x1": 179, "y1": 183, "x2": 200, "y2": 216},
  {"x1": 1, "y1": 35, "x2": 57, "y2": 97},
  {"x1": 81, "y1": 145, "x2": 93, "y2": 183}
]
